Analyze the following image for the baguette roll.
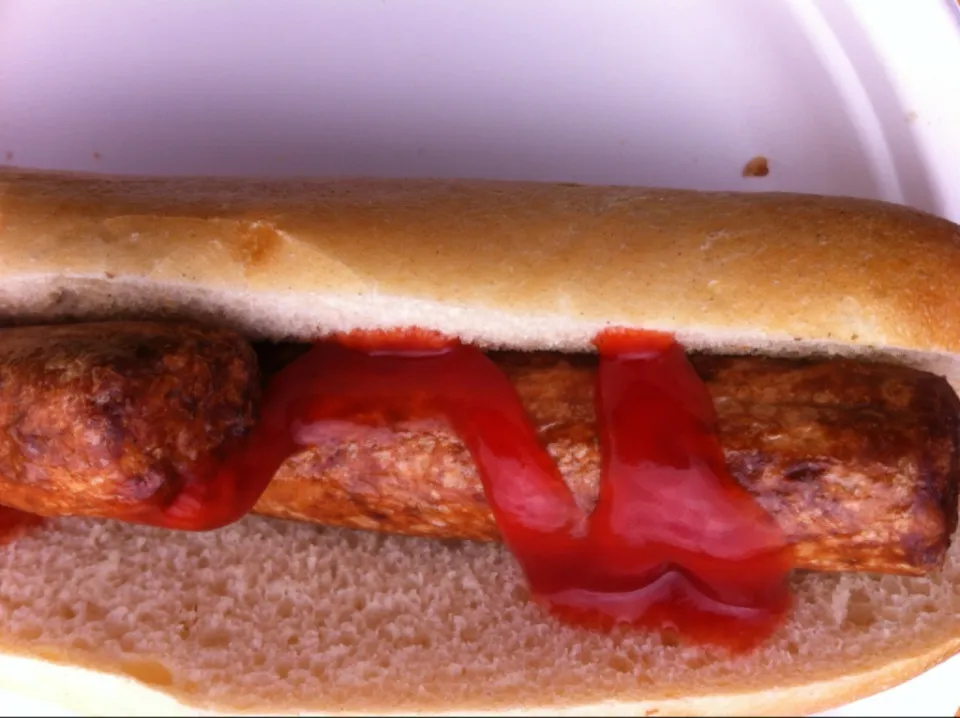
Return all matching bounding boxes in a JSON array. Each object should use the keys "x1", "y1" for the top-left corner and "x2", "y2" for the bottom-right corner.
[{"x1": 0, "y1": 168, "x2": 959, "y2": 716}]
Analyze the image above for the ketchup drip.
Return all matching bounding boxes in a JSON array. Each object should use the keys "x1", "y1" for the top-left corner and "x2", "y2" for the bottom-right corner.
[
  {"x1": 0, "y1": 431, "x2": 286, "y2": 535},
  {"x1": 152, "y1": 396, "x2": 310, "y2": 532},
  {"x1": 569, "y1": 330, "x2": 792, "y2": 646},
  {"x1": 254, "y1": 328, "x2": 793, "y2": 650}
]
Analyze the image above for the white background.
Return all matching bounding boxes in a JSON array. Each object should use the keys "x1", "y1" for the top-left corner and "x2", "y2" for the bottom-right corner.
[{"x1": 0, "y1": 0, "x2": 959, "y2": 715}]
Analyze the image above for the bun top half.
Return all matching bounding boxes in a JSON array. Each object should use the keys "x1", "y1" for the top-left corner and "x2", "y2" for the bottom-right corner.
[{"x1": 1, "y1": 168, "x2": 958, "y2": 379}]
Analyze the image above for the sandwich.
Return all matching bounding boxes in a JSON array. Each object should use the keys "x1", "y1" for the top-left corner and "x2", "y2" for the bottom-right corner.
[{"x1": 0, "y1": 168, "x2": 958, "y2": 715}]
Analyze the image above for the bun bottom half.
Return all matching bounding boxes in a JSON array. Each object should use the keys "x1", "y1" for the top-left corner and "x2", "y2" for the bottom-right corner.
[{"x1": 0, "y1": 513, "x2": 957, "y2": 717}]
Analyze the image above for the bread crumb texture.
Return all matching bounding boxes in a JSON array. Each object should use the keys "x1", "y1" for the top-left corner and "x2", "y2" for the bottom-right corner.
[{"x1": 0, "y1": 515, "x2": 957, "y2": 715}]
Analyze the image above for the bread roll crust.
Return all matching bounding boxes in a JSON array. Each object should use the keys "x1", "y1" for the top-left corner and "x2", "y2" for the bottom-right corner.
[
  {"x1": 0, "y1": 168, "x2": 959, "y2": 715},
  {"x1": 1, "y1": 168, "x2": 960, "y2": 371}
]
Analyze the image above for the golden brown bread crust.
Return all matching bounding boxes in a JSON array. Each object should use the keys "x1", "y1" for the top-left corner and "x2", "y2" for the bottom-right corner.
[
  {"x1": 0, "y1": 321, "x2": 258, "y2": 518},
  {"x1": 254, "y1": 350, "x2": 960, "y2": 575},
  {"x1": 1, "y1": 169, "x2": 960, "y2": 377}
]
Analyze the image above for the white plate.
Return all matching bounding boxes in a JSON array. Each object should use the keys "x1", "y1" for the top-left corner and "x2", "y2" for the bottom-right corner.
[{"x1": 0, "y1": 0, "x2": 959, "y2": 715}]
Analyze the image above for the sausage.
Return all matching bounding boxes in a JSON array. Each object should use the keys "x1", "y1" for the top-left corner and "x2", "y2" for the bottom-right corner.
[
  {"x1": 0, "y1": 323, "x2": 954, "y2": 576},
  {"x1": 253, "y1": 350, "x2": 960, "y2": 576},
  {"x1": 0, "y1": 321, "x2": 258, "y2": 518}
]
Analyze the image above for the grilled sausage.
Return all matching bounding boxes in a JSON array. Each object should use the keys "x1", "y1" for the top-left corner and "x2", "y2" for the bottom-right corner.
[
  {"x1": 254, "y1": 350, "x2": 960, "y2": 576},
  {"x1": 0, "y1": 321, "x2": 258, "y2": 518},
  {"x1": 0, "y1": 323, "x2": 954, "y2": 577}
]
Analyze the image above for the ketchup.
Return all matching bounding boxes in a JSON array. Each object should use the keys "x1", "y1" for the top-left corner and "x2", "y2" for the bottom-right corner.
[
  {"x1": 0, "y1": 325, "x2": 793, "y2": 649},
  {"x1": 247, "y1": 327, "x2": 793, "y2": 650},
  {"x1": 142, "y1": 389, "x2": 315, "y2": 532},
  {"x1": 0, "y1": 437, "x2": 284, "y2": 535}
]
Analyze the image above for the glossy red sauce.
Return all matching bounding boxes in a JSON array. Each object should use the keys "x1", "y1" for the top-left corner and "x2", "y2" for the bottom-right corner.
[
  {"x1": 155, "y1": 399, "x2": 310, "y2": 532},
  {"x1": 578, "y1": 329, "x2": 792, "y2": 647},
  {"x1": 0, "y1": 325, "x2": 793, "y2": 648},
  {"x1": 243, "y1": 327, "x2": 793, "y2": 649},
  {"x1": 150, "y1": 330, "x2": 463, "y2": 531}
]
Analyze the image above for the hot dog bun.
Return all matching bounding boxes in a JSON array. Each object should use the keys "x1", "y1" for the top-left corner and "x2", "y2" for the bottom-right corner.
[{"x1": 0, "y1": 168, "x2": 959, "y2": 716}]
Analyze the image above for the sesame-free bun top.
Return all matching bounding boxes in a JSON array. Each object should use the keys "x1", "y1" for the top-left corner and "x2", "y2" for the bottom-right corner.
[
  {"x1": 1, "y1": 168, "x2": 959, "y2": 381},
  {"x1": 0, "y1": 169, "x2": 959, "y2": 716}
]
